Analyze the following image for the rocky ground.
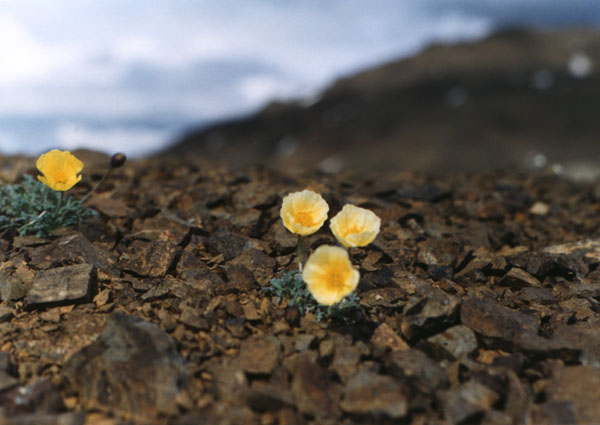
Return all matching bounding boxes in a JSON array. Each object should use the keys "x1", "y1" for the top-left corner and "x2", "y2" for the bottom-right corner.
[{"x1": 1, "y1": 151, "x2": 600, "y2": 424}]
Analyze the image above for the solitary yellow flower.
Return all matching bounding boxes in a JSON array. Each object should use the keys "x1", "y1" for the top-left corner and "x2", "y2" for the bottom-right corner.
[
  {"x1": 280, "y1": 189, "x2": 329, "y2": 236},
  {"x1": 36, "y1": 149, "x2": 84, "y2": 191},
  {"x1": 303, "y1": 245, "x2": 360, "y2": 305},
  {"x1": 330, "y1": 204, "x2": 381, "y2": 247}
]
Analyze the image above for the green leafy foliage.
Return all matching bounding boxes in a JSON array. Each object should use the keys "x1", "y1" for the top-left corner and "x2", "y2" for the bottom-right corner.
[
  {"x1": 0, "y1": 174, "x2": 97, "y2": 237},
  {"x1": 264, "y1": 270, "x2": 361, "y2": 322}
]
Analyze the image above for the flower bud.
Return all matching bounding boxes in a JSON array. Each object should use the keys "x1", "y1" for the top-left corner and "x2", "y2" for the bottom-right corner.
[{"x1": 110, "y1": 152, "x2": 127, "y2": 168}]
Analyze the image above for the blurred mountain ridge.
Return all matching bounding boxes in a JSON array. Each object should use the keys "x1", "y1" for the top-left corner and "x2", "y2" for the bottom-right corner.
[{"x1": 166, "y1": 28, "x2": 600, "y2": 175}]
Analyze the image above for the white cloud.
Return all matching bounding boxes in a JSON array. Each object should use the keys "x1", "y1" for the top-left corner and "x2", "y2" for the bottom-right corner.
[{"x1": 55, "y1": 122, "x2": 171, "y2": 157}]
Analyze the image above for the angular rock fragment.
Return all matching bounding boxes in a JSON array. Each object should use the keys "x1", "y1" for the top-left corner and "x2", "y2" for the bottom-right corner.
[
  {"x1": 63, "y1": 312, "x2": 187, "y2": 419},
  {"x1": 400, "y1": 277, "x2": 460, "y2": 340},
  {"x1": 221, "y1": 265, "x2": 255, "y2": 294},
  {"x1": 25, "y1": 264, "x2": 94, "y2": 307},
  {"x1": 176, "y1": 251, "x2": 222, "y2": 294},
  {"x1": 289, "y1": 352, "x2": 339, "y2": 418},
  {"x1": 417, "y1": 237, "x2": 465, "y2": 279},
  {"x1": 120, "y1": 240, "x2": 178, "y2": 277},
  {"x1": 386, "y1": 349, "x2": 449, "y2": 394},
  {"x1": 237, "y1": 335, "x2": 281, "y2": 375},
  {"x1": 0, "y1": 412, "x2": 84, "y2": 425},
  {"x1": 461, "y1": 297, "x2": 538, "y2": 348},
  {"x1": 371, "y1": 323, "x2": 410, "y2": 352},
  {"x1": 441, "y1": 380, "x2": 499, "y2": 424},
  {"x1": 545, "y1": 365, "x2": 600, "y2": 424},
  {"x1": 0, "y1": 379, "x2": 64, "y2": 416},
  {"x1": 0, "y1": 262, "x2": 34, "y2": 301},
  {"x1": 0, "y1": 307, "x2": 15, "y2": 323},
  {"x1": 340, "y1": 370, "x2": 408, "y2": 418},
  {"x1": 420, "y1": 325, "x2": 478, "y2": 361},
  {"x1": 205, "y1": 230, "x2": 262, "y2": 261},
  {"x1": 27, "y1": 233, "x2": 114, "y2": 272},
  {"x1": 498, "y1": 268, "x2": 541, "y2": 288},
  {"x1": 244, "y1": 381, "x2": 294, "y2": 412},
  {"x1": 230, "y1": 249, "x2": 276, "y2": 286},
  {"x1": 0, "y1": 352, "x2": 17, "y2": 392}
]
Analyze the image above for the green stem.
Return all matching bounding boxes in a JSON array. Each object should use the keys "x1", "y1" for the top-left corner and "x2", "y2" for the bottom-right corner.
[
  {"x1": 297, "y1": 234, "x2": 303, "y2": 272},
  {"x1": 57, "y1": 191, "x2": 63, "y2": 212},
  {"x1": 57, "y1": 191, "x2": 64, "y2": 226}
]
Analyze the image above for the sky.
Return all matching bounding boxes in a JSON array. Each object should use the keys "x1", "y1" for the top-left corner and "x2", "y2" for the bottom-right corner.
[{"x1": 1, "y1": 0, "x2": 599, "y2": 156}]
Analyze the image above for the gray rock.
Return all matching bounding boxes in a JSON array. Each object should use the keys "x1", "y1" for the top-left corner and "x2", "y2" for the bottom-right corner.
[
  {"x1": 63, "y1": 312, "x2": 187, "y2": 419},
  {"x1": 25, "y1": 264, "x2": 94, "y2": 307},
  {"x1": 340, "y1": 370, "x2": 408, "y2": 418}
]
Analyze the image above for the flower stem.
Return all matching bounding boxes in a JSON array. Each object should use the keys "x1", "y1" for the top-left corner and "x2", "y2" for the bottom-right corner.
[
  {"x1": 80, "y1": 167, "x2": 112, "y2": 204},
  {"x1": 57, "y1": 191, "x2": 63, "y2": 212},
  {"x1": 297, "y1": 234, "x2": 303, "y2": 272}
]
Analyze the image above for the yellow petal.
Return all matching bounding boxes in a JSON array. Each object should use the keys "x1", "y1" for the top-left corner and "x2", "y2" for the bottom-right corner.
[
  {"x1": 330, "y1": 204, "x2": 381, "y2": 247},
  {"x1": 280, "y1": 189, "x2": 329, "y2": 236},
  {"x1": 36, "y1": 149, "x2": 84, "y2": 191},
  {"x1": 303, "y1": 245, "x2": 360, "y2": 305}
]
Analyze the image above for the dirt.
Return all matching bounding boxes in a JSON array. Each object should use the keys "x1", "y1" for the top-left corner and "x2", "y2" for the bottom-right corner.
[{"x1": 1, "y1": 152, "x2": 600, "y2": 424}]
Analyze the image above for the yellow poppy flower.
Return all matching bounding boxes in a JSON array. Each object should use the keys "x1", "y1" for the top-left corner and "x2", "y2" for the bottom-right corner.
[
  {"x1": 303, "y1": 245, "x2": 360, "y2": 305},
  {"x1": 280, "y1": 189, "x2": 329, "y2": 236},
  {"x1": 36, "y1": 149, "x2": 84, "y2": 191},
  {"x1": 330, "y1": 204, "x2": 381, "y2": 247}
]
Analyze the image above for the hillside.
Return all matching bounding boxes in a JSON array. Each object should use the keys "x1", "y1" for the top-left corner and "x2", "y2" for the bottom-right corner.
[{"x1": 167, "y1": 28, "x2": 600, "y2": 175}]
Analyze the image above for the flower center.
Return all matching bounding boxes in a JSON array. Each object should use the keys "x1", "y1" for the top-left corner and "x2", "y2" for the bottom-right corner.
[
  {"x1": 52, "y1": 171, "x2": 69, "y2": 184},
  {"x1": 343, "y1": 225, "x2": 362, "y2": 237},
  {"x1": 295, "y1": 210, "x2": 315, "y2": 227},
  {"x1": 326, "y1": 269, "x2": 347, "y2": 291}
]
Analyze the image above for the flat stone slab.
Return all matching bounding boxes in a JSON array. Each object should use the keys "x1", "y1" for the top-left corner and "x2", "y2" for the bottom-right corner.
[{"x1": 25, "y1": 264, "x2": 94, "y2": 307}]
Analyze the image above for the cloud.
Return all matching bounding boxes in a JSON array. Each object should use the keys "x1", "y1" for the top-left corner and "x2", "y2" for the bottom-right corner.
[
  {"x1": 55, "y1": 122, "x2": 171, "y2": 156},
  {"x1": 1, "y1": 0, "x2": 599, "y2": 155}
]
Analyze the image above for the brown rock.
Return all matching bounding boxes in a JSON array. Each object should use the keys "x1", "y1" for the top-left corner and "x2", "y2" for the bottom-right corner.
[
  {"x1": 421, "y1": 325, "x2": 478, "y2": 361},
  {"x1": 289, "y1": 353, "x2": 339, "y2": 418},
  {"x1": 545, "y1": 365, "x2": 600, "y2": 423},
  {"x1": 442, "y1": 380, "x2": 499, "y2": 424},
  {"x1": 461, "y1": 297, "x2": 538, "y2": 347},
  {"x1": 498, "y1": 268, "x2": 541, "y2": 288},
  {"x1": 237, "y1": 335, "x2": 281, "y2": 375},
  {"x1": 63, "y1": 312, "x2": 187, "y2": 420},
  {"x1": 340, "y1": 370, "x2": 408, "y2": 418},
  {"x1": 205, "y1": 230, "x2": 262, "y2": 261},
  {"x1": 386, "y1": 349, "x2": 449, "y2": 394},
  {"x1": 371, "y1": 323, "x2": 410, "y2": 352},
  {"x1": 231, "y1": 249, "x2": 276, "y2": 286},
  {"x1": 27, "y1": 233, "x2": 114, "y2": 272},
  {"x1": 401, "y1": 278, "x2": 460, "y2": 340},
  {"x1": 120, "y1": 240, "x2": 178, "y2": 277}
]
